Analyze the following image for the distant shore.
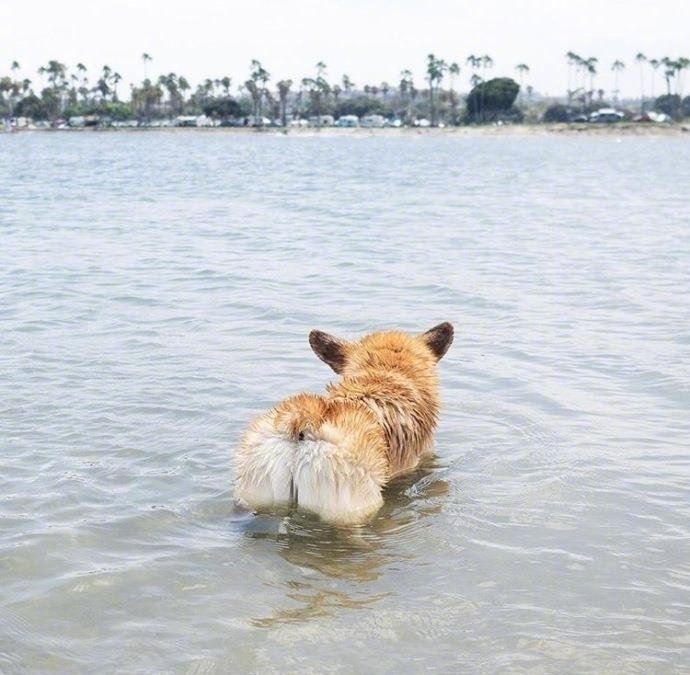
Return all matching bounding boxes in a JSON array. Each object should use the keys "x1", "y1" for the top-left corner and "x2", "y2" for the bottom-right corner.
[{"x1": 4, "y1": 123, "x2": 689, "y2": 137}]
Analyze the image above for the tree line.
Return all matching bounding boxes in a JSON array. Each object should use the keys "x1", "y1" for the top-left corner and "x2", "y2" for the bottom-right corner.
[{"x1": 2, "y1": 52, "x2": 689, "y2": 125}]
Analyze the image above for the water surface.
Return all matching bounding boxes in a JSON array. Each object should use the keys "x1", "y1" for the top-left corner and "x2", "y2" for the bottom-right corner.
[{"x1": 1, "y1": 131, "x2": 689, "y2": 672}]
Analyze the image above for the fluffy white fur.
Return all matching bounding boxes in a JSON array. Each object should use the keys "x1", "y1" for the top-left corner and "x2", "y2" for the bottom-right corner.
[{"x1": 236, "y1": 415, "x2": 384, "y2": 524}]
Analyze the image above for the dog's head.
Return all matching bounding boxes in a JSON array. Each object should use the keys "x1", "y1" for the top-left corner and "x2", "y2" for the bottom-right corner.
[{"x1": 308, "y1": 322, "x2": 454, "y2": 377}]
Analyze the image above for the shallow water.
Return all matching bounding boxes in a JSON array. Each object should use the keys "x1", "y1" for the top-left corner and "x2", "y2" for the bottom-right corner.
[{"x1": 1, "y1": 130, "x2": 689, "y2": 672}]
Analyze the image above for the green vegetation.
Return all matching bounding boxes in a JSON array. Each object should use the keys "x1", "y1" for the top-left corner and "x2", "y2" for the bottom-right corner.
[
  {"x1": 1, "y1": 51, "x2": 689, "y2": 128},
  {"x1": 465, "y1": 78, "x2": 520, "y2": 122}
]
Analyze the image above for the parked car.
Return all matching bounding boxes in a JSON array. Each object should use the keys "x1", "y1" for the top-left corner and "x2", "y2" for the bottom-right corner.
[
  {"x1": 245, "y1": 115, "x2": 272, "y2": 127},
  {"x1": 174, "y1": 116, "x2": 197, "y2": 127},
  {"x1": 335, "y1": 114, "x2": 359, "y2": 127},
  {"x1": 148, "y1": 119, "x2": 174, "y2": 128},
  {"x1": 308, "y1": 115, "x2": 334, "y2": 127},
  {"x1": 360, "y1": 114, "x2": 385, "y2": 128},
  {"x1": 589, "y1": 108, "x2": 624, "y2": 123}
]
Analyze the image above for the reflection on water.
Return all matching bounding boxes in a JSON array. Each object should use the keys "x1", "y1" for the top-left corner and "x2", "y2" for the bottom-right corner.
[
  {"x1": 252, "y1": 583, "x2": 388, "y2": 628},
  {"x1": 246, "y1": 466, "x2": 448, "y2": 625},
  {"x1": 1, "y1": 131, "x2": 689, "y2": 672}
]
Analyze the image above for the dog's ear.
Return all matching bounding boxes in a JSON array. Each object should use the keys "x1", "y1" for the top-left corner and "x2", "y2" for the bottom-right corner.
[
  {"x1": 309, "y1": 330, "x2": 348, "y2": 373},
  {"x1": 420, "y1": 322, "x2": 454, "y2": 361}
]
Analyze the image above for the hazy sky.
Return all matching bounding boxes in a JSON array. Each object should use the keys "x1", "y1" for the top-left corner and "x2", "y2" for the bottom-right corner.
[{"x1": 2, "y1": 0, "x2": 688, "y2": 98}]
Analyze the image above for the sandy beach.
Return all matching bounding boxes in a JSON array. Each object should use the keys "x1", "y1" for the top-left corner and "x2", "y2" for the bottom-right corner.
[{"x1": 6, "y1": 122, "x2": 689, "y2": 137}]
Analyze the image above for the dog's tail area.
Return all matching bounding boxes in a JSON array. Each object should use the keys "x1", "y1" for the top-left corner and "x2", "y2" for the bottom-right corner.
[{"x1": 233, "y1": 395, "x2": 386, "y2": 525}]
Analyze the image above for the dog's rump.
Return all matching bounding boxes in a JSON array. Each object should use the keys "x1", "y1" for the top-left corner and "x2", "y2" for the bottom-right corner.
[{"x1": 234, "y1": 420, "x2": 384, "y2": 525}]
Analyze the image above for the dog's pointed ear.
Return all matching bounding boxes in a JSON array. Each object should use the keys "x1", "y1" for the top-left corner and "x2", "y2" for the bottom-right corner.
[
  {"x1": 309, "y1": 330, "x2": 348, "y2": 373},
  {"x1": 420, "y1": 322, "x2": 454, "y2": 361}
]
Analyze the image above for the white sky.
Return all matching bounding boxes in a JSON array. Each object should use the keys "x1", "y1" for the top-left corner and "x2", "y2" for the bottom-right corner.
[{"x1": 2, "y1": 0, "x2": 688, "y2": 98}]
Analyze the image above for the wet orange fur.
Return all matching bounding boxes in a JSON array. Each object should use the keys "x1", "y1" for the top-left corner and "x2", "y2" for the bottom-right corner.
[{"x1": 234, "y1": 323, "x2": 453, "y2": 524}]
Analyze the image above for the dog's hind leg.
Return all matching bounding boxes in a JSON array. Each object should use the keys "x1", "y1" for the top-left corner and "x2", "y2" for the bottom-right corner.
[
  {"x1": 292, "y1": 440, "x2": 384, "y2": 525},
  {"x1": 234, "y1": 420, "x2": 295, "y2": 511}
]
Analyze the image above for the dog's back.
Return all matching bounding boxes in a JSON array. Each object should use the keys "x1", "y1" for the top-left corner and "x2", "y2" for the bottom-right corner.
[{"x1": 234, "y1": 323, "x2": 453, "y2": 524}]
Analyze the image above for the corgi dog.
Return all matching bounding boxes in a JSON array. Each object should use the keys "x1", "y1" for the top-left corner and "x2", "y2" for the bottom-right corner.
[{"x1": 233, "y1": 322, "x2": 453, "y2": 525}]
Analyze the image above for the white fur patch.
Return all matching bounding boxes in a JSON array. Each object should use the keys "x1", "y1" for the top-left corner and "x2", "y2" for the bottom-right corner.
[{"x1": 234, "y1": 433, "x2": 383, "y2": 525}]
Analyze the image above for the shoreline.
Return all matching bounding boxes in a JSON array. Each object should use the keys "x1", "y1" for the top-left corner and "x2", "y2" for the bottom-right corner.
[{"x1": 3, "y1": 123, "x2": 689, "y2": 138}]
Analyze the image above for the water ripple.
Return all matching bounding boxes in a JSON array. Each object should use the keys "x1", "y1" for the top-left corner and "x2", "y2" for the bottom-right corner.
[{"x1": 1, "y1": 132, "x2": 689, "y2": 672}]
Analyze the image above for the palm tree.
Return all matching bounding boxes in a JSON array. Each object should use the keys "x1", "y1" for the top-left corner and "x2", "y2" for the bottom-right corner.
[
  {"x1": 112, "y1": 72, "x2": 122, "y2": 101},
  {"x1": 277, "y1": 79, "x2": 292, "y2": 127},
  {"x1": 466, "y1": 54, "x2": 480, "y2": 81},
  {"x1": 448, "y1": 62, "x2": 460, "y2": 123},
  {"x1": 399, "y1": 69, "x2": 414, "y2": 122},
  {"x1": 566, "y1": 51, "x2": 578, "y2": 99},
  {"x1": 45, "y1": 60, "x2": 67, "y2": 91},
  {"x1": 158, "y1": 73, "x2": 180, "y2": 114},
  {"x1": 478, "y1": 55, "x2": 494, "y2": 121},
  {"x1": 308, "y1": 61, "x2": 328, "y2": 128},
  {"x1": 466, "y1": 55, "x2": 482, "y2": 121},
  {"x1": 662, "y1": 57, "x2": 675, "y2": 95},
  {"x1": 515, "y1": 63, "x2": 530, "y2": 106},
  {"x1": 611, "y1": 60, "x2": 625, "y2": 103},
  {"x1": 220, "y1": 76, "x2": 232, "y2": 97},
  {"x1": 132, "y1": 78, "x2": 162, "y2": 120},
  {"x1": 249, "y1": 59, "x2": 270, "y2": 122},
  {"x1": 567, "y1": 52, "x2": 591, "y2": 108},
  {"x1": 635, "y1": 53, "x2": 647, "y2": 112},
  {"x1": 448, "y1": 62, "x2": 460, "y2": 90},
  {"x1": 142, "y1": 53, "x2": 152, "y2": 82},
  {"x1": 96, "y1": 65, "x2": 112, "y2": 102},
  {"x1": 649, "y1": 58, "x2": 661, "y2": 100},
  {"x1": 380, "y1": 81, "x2": 390, "y2": 103},
  {"x1": 0, "y1": 76, "x2": 12, "y2": 120},
  {"x1": 243, "y1": 79, "x2": 258, "y2": 120},
  {"x1": 426, "y1": 53, "x2": 447, "y2": 126},
  {"x1": 39, "y1": 60, "x2": 67, "y2": 115},
  {"x1": 341, "y1": 74, "x2": 354, "y2": 97},
  {"x1": 332, "y1": 84, "x2": 342, "y2": 110},
  {"x1": 7, "y1": 61, "x2": 21, "y2": 118},
  {"x1": 178, "y1": 76, "x2": 190, "y2": 113},
  {"x1": 585, "y1": 57, "x2": 598, "y2": 107},
  {"x1": 677, "y1": 57, "x2": 690, "y2": 97},
  {"x1": 73, "y1": 63, "x2": 88, "y2": 104},
  {"x1": 301, "y1": 71, "x2": 325, "y2": 126}
]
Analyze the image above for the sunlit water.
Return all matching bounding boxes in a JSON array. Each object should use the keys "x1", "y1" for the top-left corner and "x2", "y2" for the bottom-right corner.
[{"x1": 1, "y1": 130, "x2": 689, "y2": 673}]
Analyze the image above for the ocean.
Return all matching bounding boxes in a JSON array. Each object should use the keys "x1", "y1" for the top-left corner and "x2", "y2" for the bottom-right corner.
[{"x1": 1, "y1": 130, "x2": 689, "y2": 672}]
